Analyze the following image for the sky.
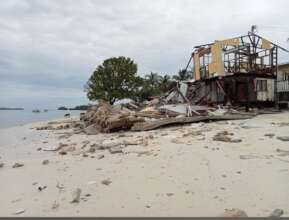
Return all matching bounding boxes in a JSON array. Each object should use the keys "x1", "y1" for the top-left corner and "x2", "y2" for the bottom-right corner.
[{"x1": 0, "y1": 0, "x2": 289, "y2": 109}]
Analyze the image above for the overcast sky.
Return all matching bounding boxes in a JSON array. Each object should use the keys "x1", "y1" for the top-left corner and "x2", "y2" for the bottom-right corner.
[{"x1": 0, "y1": 0, "x2": 289, "y2": 109}]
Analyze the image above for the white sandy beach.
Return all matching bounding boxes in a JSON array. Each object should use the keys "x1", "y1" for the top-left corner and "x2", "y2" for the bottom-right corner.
[{"x1": 0, "y1": 112, "x2": 289, "y2": 217}]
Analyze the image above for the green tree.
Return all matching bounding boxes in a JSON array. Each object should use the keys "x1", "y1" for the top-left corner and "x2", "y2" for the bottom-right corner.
[{"x1": 85, "y1": 57, "x2": 138, "y2": 104}]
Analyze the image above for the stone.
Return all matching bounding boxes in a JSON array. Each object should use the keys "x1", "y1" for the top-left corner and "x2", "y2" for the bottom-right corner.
[
  {"x1": 269, "y1": 209, "x2": 284, "y2": 217},
  {"x1": 71, "y1": 188, "x2": 81, "y2": 203},
  {"x1": 0, "y1": 162, "x2": 4, "y2": 168},
  {"x1": 277, "y1": 136, "x2": 289, "y2": 142},
  {"x1": 37, "y1": 147, "x2": 42, "y2": 151},
  {"x1": 220, "y1": 208, "x2": 248, "y2": 217},
  {"x1": 101, "y1": 179, "x2": 112, "y2": 186},
  {"x1": 59, "y1": 151, "x2": 67, "y2": 155},
  {"x1": 13, "y1": 209, "x2": 25, "y2": 215},
  {"x1": 42, "y1": 160, "x2": 49, "y2": 165},
  {"x1": 109, "y1": 147, "x2": 123, "y2": 154},
  {"x1": 264, "y1": 133, "x2": 275, "y2": 138},
  {"x1": 166, "y1": 193, "x2": 174, "y2": 197},
  {"x1": 12, "y1": 163, "x2": 24, "y2": 168},
  {"x1": 97, "y1": 154, "x2": 105, "y2": 160},
  {"x1": 52, "y1": 201, "x2": 59, "y2": 210}
]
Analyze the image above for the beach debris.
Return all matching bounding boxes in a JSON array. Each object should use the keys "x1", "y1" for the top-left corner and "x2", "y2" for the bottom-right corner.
[
  {"x1": 13, "y1": 209, "x2": 26, "y2": 215},
  {"x1": 132, "y1": 115, "x2": 253, "y2": 131},
  {"x1": 71, "y1": 188, "x2": 82, "y2": 203},
  {"x1": 38, "y1": 186, "x2": 47, "y2": 192},
  {"x1": 0, "y1": 162, "x2": 4, "y2": 168},
  {"x1": 85, "y1": 193, "x2": 91, "y2": 197},
  {"x1": 42, "y1": 160, "x2": 49, "y2": 165},
  {"x1": 213, "y1": 131, "x2": 241, "y2": 143},
  {"x1": 264, "y1": 133, "x2": 275, "y2": 138},
  {"x1": 80, "y1": 102, "x2": 144, "y2": 133},
  {"x1": 109, "y1": 147, "x2": 123, "y2": 154},
  {"x1": 59, "y1": 151, "x2": 67, "y2": 155},
  {"x1": 56, "y1": 182, "x2": 65, "y2": 190},
  {"x1": 52, "y1": 201, "x2": 60, "y2": 210},
  {"x1": 269, "y1": 209, "x2": 284, "y2": 217},
  {"x1": 43, "y1": 142, "x2": 67, "y2": 151},
  {"x1": 276, "y1": 136, "x2": 289, "y2": 142},
  {"x1": 97, "y1": 154, "x2": 105, "y2": 160},
  {"x1": 239, "y1": 154, "x2": 272, "y2": 160},
  {"x1": 87, "y1": 181, "x2": 97, "y2": 185},
  {"x1": 276, "y1": 148, "x2": 289, "y2": 157},
  {"x1": 12, "y1": 163, "x2": 24, "y2": 168},
  {"x1": 101, "y1": 179, "x2": 112, "y2": 186},
  {"x1": 220, "y1": 208, "x2": 248, "y2": 217},
  {"x1": 166, "y1": 193, "x2": 174, "y2": 197}
]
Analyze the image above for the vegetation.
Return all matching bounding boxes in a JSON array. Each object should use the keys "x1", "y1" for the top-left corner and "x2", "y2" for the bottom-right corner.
[{"x1": 85, "y1": 56, "x2": 193, "y2": 104}]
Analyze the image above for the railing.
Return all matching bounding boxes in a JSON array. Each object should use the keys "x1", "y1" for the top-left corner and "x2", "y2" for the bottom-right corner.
[{"x1": 277, "y1": 80, "x2": 289, "y2": 92}]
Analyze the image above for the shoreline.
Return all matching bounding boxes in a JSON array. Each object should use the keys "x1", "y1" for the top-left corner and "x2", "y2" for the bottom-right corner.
[{"x1": 0, "y1": 112, "x2": 289, "y2": 216}]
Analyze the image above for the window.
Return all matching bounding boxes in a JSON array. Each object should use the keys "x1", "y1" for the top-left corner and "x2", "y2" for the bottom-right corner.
[{"x1": 257, "y1": 80, "x2": 267, "y2": 92}]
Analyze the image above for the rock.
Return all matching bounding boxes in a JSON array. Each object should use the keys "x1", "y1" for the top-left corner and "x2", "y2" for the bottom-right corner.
[
  {"x1": 264, "y1": 133, "x2": 275, "y2": 138},
  {"x1": 13, "y1": 209, "x2": 25, "y2": 215},
  {"x1": 12, "y1": 163, "x2": 24, "y2": 168},
  {"x1": 38, "y1": 186, "x2": 47, "y2": 191},
  {"x1": 71, "y1": 188, "x2": 81, "y2": 203},
  {"x1": 37, "y1": 147, "x2": 42, "y2": 151},
  {"x1": 220, "y1": 208, "x2": 248, "y2": 217},
  {"x1": 42, "y1": 160, "x2": 49, "y2": 165},
  {"x1": 277, "y1": 136, "x2": 289, "y2": 142},
  {"x1": 88, "y1": 147, "x2": 96, "y2": 153},
  {"x1": 66, "y1": 146, "x2": 76, "y2": 152},
  {"x1": 97, "y1": 154, "x2": 105, "y2": 160},
  {"x1": 212, "y1": 131, "x2": 240, "y2": 143},
  {"x1": 109, "y1": 147, "x2": 123, "y2": 154},
  {"x1": 59, "y1": 151, "x2": 67, "y2": 155},
  {"x1": 269, "y1": 209, "x2": 284, "y2": 217},
  {"x1": 101, "y1": 179, "x2": 112, "y2": 186},
  {"x1": 0, "y1": 162, "x2": 4, "y2": 168},
  {"x1": 52, "y1": 201, "x2": 59, "y2": 210},
  {"x1": 166, "y1": 193, "x2": 174, "y2": 197}
]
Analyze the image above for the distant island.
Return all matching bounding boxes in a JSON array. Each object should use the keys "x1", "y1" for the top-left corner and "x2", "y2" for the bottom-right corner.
[
  {"x1": 57, "y1": 105, "x2": 91, "y2": 111},
  {"x1": 0, "y1": 107, "x2": 24, "y2": 110}
]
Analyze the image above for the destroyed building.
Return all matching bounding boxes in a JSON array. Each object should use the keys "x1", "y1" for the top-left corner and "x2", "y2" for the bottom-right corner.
[
  {"x1": 277, "y1": 62, "x2": 289, "y2": 108},
  {"x1": 177, "y1": 32, "x2": 289, "y2": 109}
]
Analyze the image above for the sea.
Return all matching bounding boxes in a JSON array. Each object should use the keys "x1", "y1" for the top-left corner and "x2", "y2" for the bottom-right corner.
[{"x1": 0, "y1": 110, "x2": 84, "y2": 128}]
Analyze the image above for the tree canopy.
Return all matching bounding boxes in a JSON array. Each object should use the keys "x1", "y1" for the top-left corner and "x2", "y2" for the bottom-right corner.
[
  {"x1": 85, "y1": 57, "x2": 138, "y2": 104},
  {"x1": 85, "y1": 56, "x2": 193, "y2": 104}
]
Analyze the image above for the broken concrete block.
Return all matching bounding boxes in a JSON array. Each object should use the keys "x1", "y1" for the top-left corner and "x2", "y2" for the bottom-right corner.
[
  {"x1": 12, "y1": 163, "x2": 24, "y2": 168},
  {"x1": 269, "y1": 209, "x2": 284, "y2": 217},
  {"x1": 109, "y1": 147, "x2": 123, "y2": 154},
  {"x1": 101, "y1": 179, "x2": 112, "y2": 186},
  {"x1": 71, "y1": 188, "x2": 81, "y2": 203},
  {"x1": 97, "y1": 154, "x2": 105, "y2": 160},
  {"x1": 42, "y1": 160, "x2": 49, "y2": 165}
]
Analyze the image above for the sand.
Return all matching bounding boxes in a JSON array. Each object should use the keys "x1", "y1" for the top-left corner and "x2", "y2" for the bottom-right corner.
[{"x1": 0, "y1": 112, "x2": 289, "y2": 217}]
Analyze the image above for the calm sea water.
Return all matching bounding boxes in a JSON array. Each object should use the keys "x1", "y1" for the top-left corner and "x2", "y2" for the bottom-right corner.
[{"x1": 0, "y1": 110, "x2": 84, "y2": 128}]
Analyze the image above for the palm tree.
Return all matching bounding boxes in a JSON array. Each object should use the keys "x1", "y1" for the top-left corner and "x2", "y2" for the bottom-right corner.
[{"x1": 173, "y1": 69, "x2": 191, "y2": 81}]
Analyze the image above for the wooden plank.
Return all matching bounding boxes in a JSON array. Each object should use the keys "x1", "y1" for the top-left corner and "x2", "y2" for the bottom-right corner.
[{"x1": 131, "y1": 115, "x2": 253, "y2": 131}]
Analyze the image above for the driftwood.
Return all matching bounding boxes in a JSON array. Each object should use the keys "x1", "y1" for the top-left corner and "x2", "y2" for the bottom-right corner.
[{"x1": 131, "y1": 114, "x2": 254, "y2": 131}]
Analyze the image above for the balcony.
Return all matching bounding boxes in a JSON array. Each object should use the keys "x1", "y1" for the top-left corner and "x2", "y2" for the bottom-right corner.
[{"x1": 277, "y1": 80, "x2": 289, "y2": 92}]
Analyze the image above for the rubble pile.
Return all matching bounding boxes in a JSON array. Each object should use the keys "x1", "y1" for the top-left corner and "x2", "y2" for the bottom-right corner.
[{"x1": 80, "y1": 102, "x2": 145, "y2": 133}]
